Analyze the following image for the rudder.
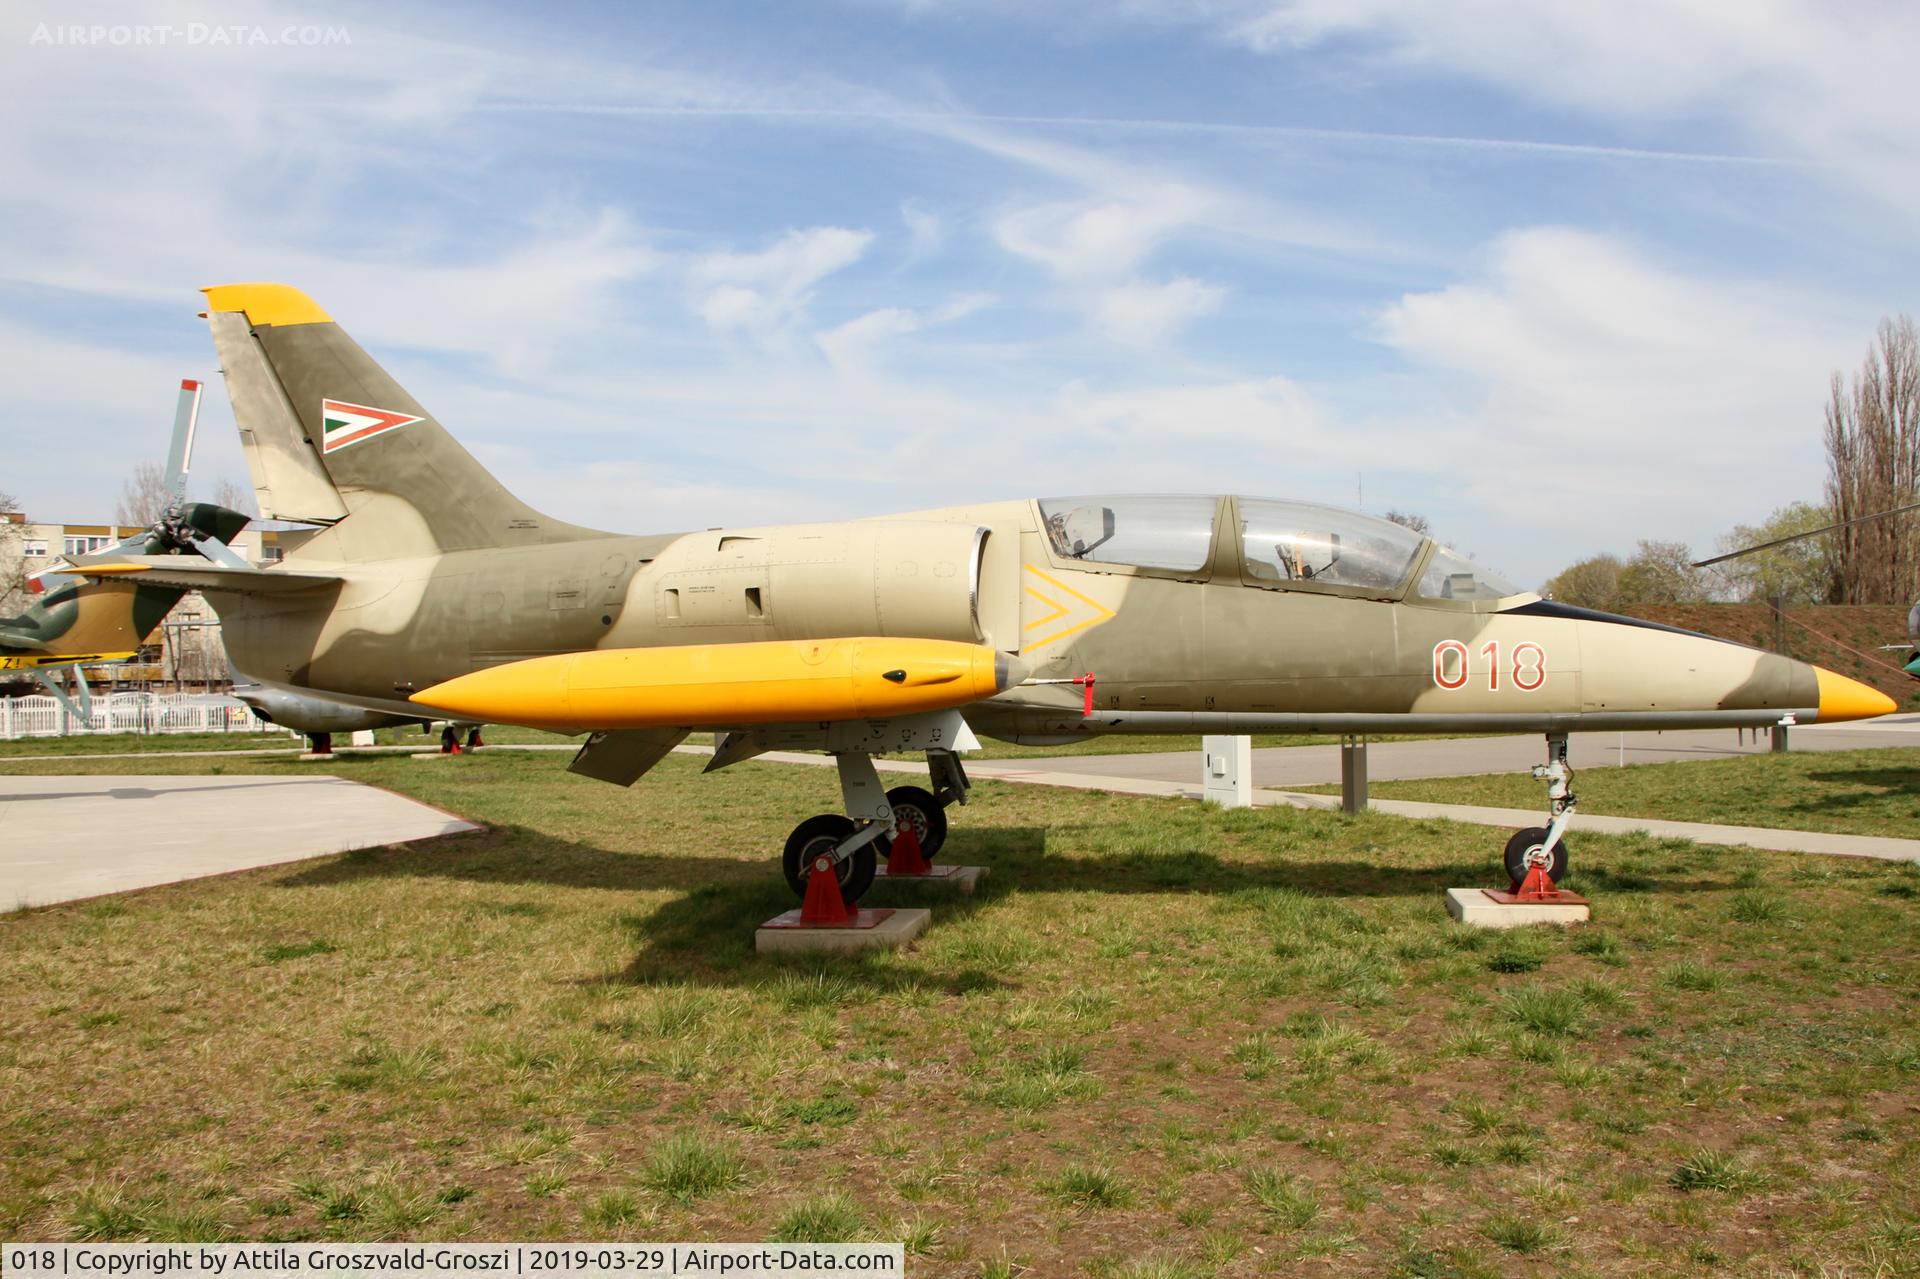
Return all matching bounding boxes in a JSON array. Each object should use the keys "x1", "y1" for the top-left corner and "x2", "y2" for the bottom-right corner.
[{"x1": 202, "y1": 283, "x2": 602, "y2": 553}]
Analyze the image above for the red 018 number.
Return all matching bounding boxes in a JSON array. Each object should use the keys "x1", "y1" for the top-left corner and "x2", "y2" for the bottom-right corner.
[{"x1": 1431, "y1": 639, "x2": 1547, "y2": 692}]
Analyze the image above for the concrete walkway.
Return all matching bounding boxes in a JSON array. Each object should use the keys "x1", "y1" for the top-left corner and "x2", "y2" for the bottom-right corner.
[
  {"x1": 1, "y1": 774, "x2": 479, "y2": 908},
  {"x1": 948, "y1": 745, "x2": 1920, "y2": 864},
  {"x1": 736, "y1": 728, "x2": 1920, "y2": 864},
  {"x1": 977, "y1": 715, "x2": 1920, "y2": 790}
]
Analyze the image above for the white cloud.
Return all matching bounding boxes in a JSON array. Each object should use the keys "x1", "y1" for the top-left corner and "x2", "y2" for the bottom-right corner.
[
  {"x1": 900, "y1": 201, "x2": 945, "y2": 259},
  {"x1": 0, "y1": 318, "x2": 252, "y2": 521},
  {"x1": 1222, "y1": 1, "x2": 1920, "y2": 210},
  {"x1": 1095, "y1": 276, "x2": 1227, "y2": 345},
  {"x1": 1369, "y1": 226, "x2": 1862, "y2": 564},
  {"x1": 691, "y1": 226, "x2": 874, "y2": 334},
  {"x1": 815, "y1": 307, "x2": 923, "y2": 372},
  {"x1": 993, "y1": 190, "x2": 1219, "y2": 283},
  {"x1": 989, "y1": 185, "x2": 1240, "y2": 349},
  {"x1": 814, "y1": 292, "x2": 991, "y2": 373}
]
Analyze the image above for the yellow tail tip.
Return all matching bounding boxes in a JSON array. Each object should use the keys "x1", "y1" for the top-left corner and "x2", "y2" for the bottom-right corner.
[
  {"x1": 201, "y1": 283, "x2": 331, "y2": 327},
  {"x1": 1813, "y1": 666, "x2": 1898, "y2": 722}
]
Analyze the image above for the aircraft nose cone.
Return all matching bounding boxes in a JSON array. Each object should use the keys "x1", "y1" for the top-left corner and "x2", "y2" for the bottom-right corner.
[{"x1": 1813, "y1": 666, "x2": 1897, "y2": 721}]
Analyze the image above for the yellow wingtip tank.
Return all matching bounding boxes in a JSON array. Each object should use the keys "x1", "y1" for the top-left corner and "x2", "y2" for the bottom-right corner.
[
  {"x1": 0, "y1": 652, "x2": 136, "y2": 671},
  {"x1": 200, "y1": 283, "x2": 332, "y2": 327},
  {"x1": 411, "y1": 637, "x2": 1014, "y2": 732},
  {"x1": 1812, "y1": 665, "x2": 1899, "y2": 722}
]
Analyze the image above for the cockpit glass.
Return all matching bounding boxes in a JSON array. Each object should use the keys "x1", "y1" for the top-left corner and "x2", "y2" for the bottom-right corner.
[
  {"x1": 1237, "y1": 498, "x2": 1425, "y2": 594},
  {"x1": 1038, "y1": 495, "x2": 1217, "y2": 571},
  {"x1": 1415, "y1": 545, "x2": 1522, "y2": 602}
]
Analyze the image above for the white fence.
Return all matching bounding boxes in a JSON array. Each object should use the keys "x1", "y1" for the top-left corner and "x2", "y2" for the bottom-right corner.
[{"x1": 0, "y1": 692, "x2": 290, "y2": 740}]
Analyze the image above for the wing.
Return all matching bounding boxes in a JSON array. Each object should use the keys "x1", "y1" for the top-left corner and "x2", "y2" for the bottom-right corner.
[
  {"x1": 566, "y1": 728, "x2": 691, "y2": 787},
  {"x1": 69, "y1": 557, "x2": 342, "y2": 595}
]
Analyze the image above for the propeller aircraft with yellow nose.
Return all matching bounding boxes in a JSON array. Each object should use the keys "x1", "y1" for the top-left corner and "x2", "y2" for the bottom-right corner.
[{"x1": 71, "y1": 283, "x2": 1898, "y2": 906}]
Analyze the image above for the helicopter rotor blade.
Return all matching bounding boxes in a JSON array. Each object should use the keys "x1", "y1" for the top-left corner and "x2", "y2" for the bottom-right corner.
[
  {"x1": 161, "y1": 378, "x2": 203, "y2": 508},
  {"x1": 1693, "y1": 500, "x2": 1920, "y2": 568}
]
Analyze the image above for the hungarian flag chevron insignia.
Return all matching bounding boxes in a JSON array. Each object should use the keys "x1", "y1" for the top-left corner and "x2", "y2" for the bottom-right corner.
[{"x1": 320, "y1": 399, "x2": 424, "y2": 454}]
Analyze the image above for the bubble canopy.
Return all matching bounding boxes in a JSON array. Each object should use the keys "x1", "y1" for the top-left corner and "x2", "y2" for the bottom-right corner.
[{"x1": 1035, "y1": 495, "x2": 1523, "y2": 603}]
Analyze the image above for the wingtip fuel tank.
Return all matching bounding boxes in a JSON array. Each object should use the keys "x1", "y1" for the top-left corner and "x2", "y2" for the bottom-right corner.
[{"x1": 412, "y1": 637, "x2": 1018, "y2": 733}]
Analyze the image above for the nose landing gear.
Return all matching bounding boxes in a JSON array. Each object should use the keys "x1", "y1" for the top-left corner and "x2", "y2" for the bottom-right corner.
[{"x1": 1503, "y1": 733, "x2": 1576, "y2": 897}]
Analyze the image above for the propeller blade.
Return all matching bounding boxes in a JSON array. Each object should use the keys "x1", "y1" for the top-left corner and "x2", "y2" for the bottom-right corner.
[{"x1": 162, "y1": 378, "x2": 203, "y2": 506}]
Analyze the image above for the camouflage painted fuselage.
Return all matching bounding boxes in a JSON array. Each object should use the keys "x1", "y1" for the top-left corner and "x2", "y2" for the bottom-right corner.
[
  {"x1": 210, "y1": 497, "x2": 1844, "y2": 740},
  {"x1": 161, "y1": 282, "x2": 1889, "y2": 740}
]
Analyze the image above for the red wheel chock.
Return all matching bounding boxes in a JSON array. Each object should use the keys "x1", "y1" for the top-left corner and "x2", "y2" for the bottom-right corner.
[
  {"x1": 800, "y1": 851, "x2": 853, "y2": 925},
  {"x1": 886, "y1": 820, "x2": 934, "y2": 877},
  {"x1": 1509, "y1": 862, "x2": 1570, "y2": 901}
]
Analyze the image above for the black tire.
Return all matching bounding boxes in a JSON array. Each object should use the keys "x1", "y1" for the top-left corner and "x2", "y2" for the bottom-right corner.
[
  {"x1": 1503, "y1": 827, "x2": 1569, "y2": 886},
  {"x1": 782, "y1": 815, "x2": 878, "y2": 905},
  {"x1": 886, "y1": 785, "x2": 948, "y2": 859}
]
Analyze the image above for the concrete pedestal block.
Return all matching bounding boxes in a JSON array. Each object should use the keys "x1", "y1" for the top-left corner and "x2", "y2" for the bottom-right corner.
[
  {"x1": 1446, "y1": 887, "x2": 1590, "y2": 929},
  {"x1": 873, "y1": 865, "x2": 988, "y2": 894},
  {"x1": 756, "y1": 907, "x2": 931, "y2": 954}
]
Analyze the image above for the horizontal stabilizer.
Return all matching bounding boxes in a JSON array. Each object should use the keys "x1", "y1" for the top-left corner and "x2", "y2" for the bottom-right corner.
[
  {"x1": 70, "y1": 558, "x2": 342, "y2": 596},
  {"x1": 567, "y1": 728, "x2": 690, "y2": 787}
]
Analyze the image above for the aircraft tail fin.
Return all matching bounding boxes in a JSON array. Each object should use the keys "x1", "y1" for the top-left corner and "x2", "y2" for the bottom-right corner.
[{"x1": 201, "y1": 283, "x2": 604, "y2": 554}]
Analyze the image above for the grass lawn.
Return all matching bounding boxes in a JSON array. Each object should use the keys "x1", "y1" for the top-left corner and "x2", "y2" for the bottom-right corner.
[
  {"x1": 0, "y1": 722, "x2": 1353, "y2": 762},
  {"x1": 430, "y1": 725, "x2": 1353, "y2": 761},
  {"x1": 0, "y1": 729, "x2": 305, "y2": 758},
  {"x1": 1, "y1": 746, "x2": 1917, "y2": 1276},
  {"x1": 1293, "y1": 747, "x2": 1920, "y2": 841}
]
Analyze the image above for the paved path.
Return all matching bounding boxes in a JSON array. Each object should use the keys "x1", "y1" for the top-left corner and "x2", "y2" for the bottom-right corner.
[
  {"x1": 975, "y1": 715, "x2": 1920, "y2": 789},
  {"x1": 940, "y1": 726, "x2": 1920, "y2": 863},
  {"x1": 731, "y1": 722, "x2": 1920, "y2": 863},
  {"x1": 0, "y1": 774, "x2": 479, "y2": 908},
  {"x1": 9, "y1": 715, "x2": 1915, "y2": 909},
  {"x1": 961, "y1": 763, "x2": 1920, "y2": 862}
]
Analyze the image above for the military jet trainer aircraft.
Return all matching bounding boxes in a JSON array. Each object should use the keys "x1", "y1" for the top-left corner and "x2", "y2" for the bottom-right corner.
[{"x1": 72, "y1": 284, "x2": 1897, "y2": 903}]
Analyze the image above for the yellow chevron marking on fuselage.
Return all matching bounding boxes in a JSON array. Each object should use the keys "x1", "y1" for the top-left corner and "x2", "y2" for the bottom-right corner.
[{"x1": 1021, "y1": 564, "x2": 1117, "y2": 653}]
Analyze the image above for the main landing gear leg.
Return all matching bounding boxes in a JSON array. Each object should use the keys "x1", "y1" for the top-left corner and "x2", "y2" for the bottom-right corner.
[
  {"x1": 1502, "y1": 733, "x2": 1575, "y2": 895},
  {"x1": 780, "y1": 752, "x2": 893, "y2": 910},
  {"x1": 875, "y1": 749, "x2": 966, "y2": 868}
]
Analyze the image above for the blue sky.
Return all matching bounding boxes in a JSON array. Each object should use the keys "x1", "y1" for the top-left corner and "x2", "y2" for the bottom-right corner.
[{"x1": 5, "y1": 0, "x2": 1918, "y2": 586}]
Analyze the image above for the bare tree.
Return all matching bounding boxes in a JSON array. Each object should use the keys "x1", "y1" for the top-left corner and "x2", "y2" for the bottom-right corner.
[
  {"x1": 1824, "y1": 315, "x2": 1920, "y2": 604},
  {"x1": 211, "y1": 476, "x2": 255, "y2": 517},
  {"x1": 1542, "y1": 553, "x2": 1624, "y2": 610},
  {"x1": 1616, "y1": 539, "x2": 1703, "y2": 605},
  {"x1": 1383, "y1": 509, "x2": 1431, "y2": 536},
  {"x1": 0, "y1": 490, "x2": 24, "y2": 616},
  {"x1": 113, "y1": 460, "x2": 171, "y2": 527},
  {"x1": 1713, "y1": 501, "x2": 1836, "y2": 604}
]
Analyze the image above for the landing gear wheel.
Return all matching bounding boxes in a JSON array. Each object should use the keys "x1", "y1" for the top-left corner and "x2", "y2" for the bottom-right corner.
[
  {"x1": 782, "y1": 815, "x2": 878, "y2": 905},
  {"x1": 886, "y1": 785, "x2": 948, "y2": 859},
  {"x1": 1503, "y1": 827, "x2": 1569, "y2": 888}
]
